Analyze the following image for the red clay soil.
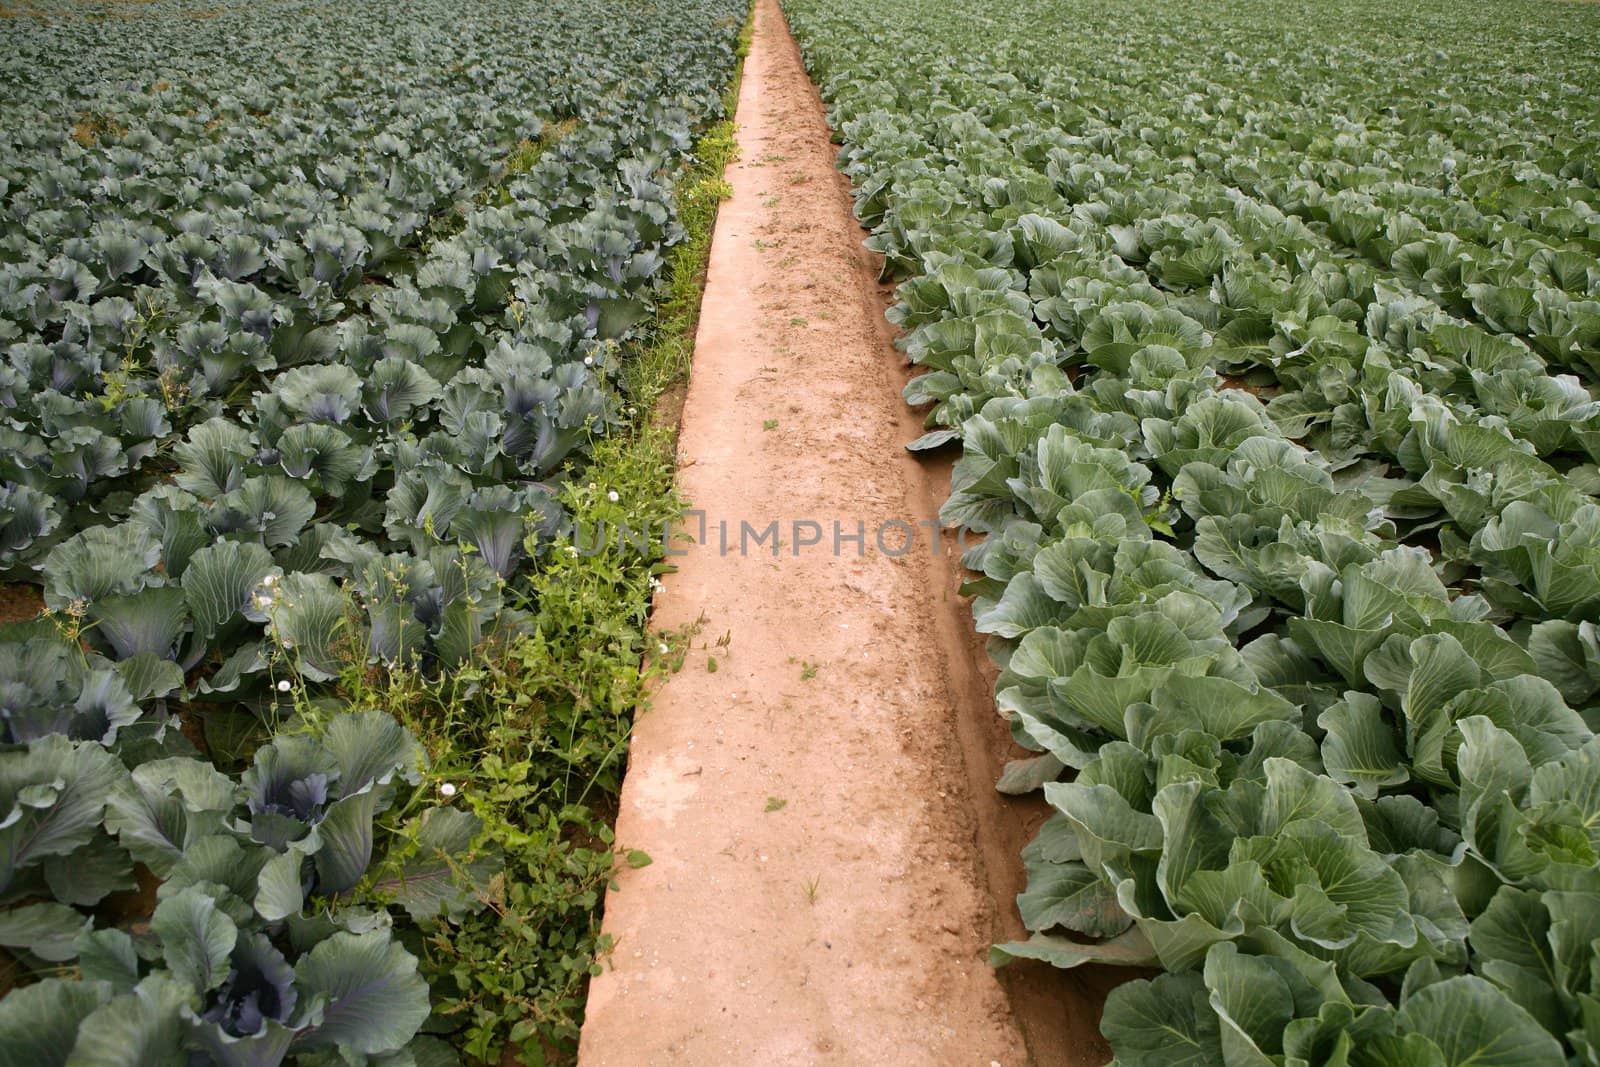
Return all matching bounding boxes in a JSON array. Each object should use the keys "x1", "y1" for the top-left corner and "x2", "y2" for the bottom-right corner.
[{"x1": 577, "y1": 1, "x2": 1121, "y2": 1063}]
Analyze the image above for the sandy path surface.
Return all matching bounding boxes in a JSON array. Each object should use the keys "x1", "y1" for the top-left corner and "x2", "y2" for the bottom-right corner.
[{"x1": 578, "y1": 1, "x2": 1115, "y2": 1063}]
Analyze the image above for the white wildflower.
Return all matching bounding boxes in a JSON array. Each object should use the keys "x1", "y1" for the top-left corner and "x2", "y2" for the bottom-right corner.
[
  {"x1": 657, "y1": 642, "x2": 670, "y2": 655},
  {"x1": 276, "y1": 679, "x2": 291, "y2": 692},
  {"x1": 607, "y1": 490, "x2": 620, "y2": 502},
  {"x1": 440, "y1": 782, "x2": 458, "y2": 798}
]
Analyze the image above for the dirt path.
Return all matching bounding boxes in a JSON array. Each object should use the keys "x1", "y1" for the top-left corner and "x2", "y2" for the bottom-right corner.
[{"x1": 578, "y1": 1, "x2": 1114, "y2": 1063}]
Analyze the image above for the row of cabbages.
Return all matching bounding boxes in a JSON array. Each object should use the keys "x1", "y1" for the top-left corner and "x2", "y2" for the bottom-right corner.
[
  {"x1": 0, "y1": 0, "x2": 744, "y2": 1061},
  {"x1": 1, "y1": 0, "x2": 721, "y2": 571},
  {"x1": 784, "y1": 0, "x2": 1600, "y2": 1060}
]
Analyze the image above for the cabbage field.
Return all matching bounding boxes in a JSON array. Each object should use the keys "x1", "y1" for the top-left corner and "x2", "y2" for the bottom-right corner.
[
  {"x1": 783, "y1": 0, "x2": 1600, "y2": 1061},
  {"x1": 0, "y1": 0, "x2": 743, "y2": 1061}
]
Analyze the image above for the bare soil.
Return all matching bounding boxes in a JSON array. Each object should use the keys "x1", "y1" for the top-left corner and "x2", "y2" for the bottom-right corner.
[
  {"x1": 0, "y1": 584, "x2": 43, "y2": 626},
  {"x1": 577, "y1": 1, "x2": 1119, "y2": 1062}
]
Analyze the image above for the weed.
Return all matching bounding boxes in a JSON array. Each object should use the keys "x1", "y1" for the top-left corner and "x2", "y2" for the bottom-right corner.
[{"x1": 504, "y1": 116, "x2": 580, "y2": 176}]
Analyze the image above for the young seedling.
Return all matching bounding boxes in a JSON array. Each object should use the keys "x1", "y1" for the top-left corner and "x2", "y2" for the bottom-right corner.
[{"x1": 785, "y1": 656, "x2": 819, "y2": 680}]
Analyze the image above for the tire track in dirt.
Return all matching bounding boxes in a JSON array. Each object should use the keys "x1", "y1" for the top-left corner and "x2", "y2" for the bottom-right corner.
[{"x1": 578, "y1": 1, "x2": 1114, "y2": 1062}]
